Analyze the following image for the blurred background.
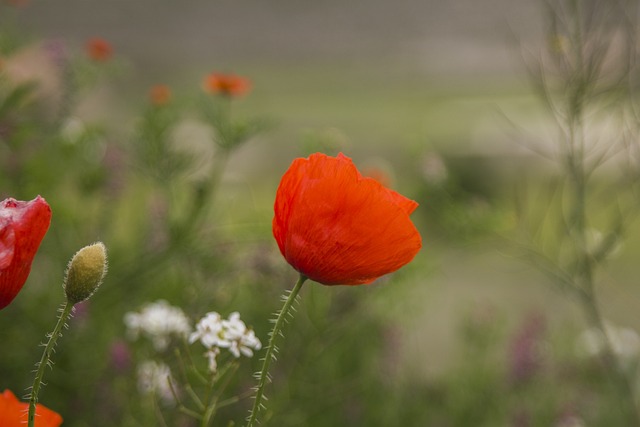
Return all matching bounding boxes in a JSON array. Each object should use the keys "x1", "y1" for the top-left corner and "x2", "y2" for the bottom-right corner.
[{"x1": 2, "y1": 1, "x2": 640, "y2": 426}]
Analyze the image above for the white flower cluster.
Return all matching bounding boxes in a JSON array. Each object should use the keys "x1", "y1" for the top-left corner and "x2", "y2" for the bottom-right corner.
[
  {"x1": 189, "y1": 311, "x2": 262, "y2": 372},
  {"x1": 137, "y1": 360, "x2": 175, "y2": 405},
  {"x1": 124, "y1": 300, "x2": 192, "y2": 351}
]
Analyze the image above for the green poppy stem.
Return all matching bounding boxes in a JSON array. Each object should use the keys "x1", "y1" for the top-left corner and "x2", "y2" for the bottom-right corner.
[
  {"x1": 246, "y1": 274, "x2": 306, "y2": 427},
  {"x1": 28, "y1": 301, "x2": 74, "y2": 427}
]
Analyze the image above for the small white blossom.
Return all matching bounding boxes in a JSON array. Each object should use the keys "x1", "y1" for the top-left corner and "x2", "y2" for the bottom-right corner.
[
  {"x1": 576, "y1": 321, "x2": 640, "y2": 361},
  {"x1": 124, "y1": 300, "x2": 192, "y2": 351},
  {"x1": 584, "y1": 228, "x2": 623, "y2": 259},
  {"x1": 60, "y1": 117, "x2": 86, "y2": 144},
  {"x1": 190, "y1": 310, "x2": 262, "y2": 372},
  {"x1": 421, "y1": 152, "x2": 448, "y2": 185},
  {"x1": 137, "y1": 360, "x2": 175, "y2": 405},
  {"x1": 188, "y1": 311, "x2": 225, "y2": 348}
]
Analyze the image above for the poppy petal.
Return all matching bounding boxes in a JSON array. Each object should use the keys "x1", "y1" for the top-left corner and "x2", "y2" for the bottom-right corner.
[
  {"x1": 273, "y1": 153, "x2": 421, "y2": 285},
  {"x1": 0, "y1": 196, "x2": 52, "y2": 309},
  {"x1": 0, "y1": 389, "x2": 63, "y2": 427}
]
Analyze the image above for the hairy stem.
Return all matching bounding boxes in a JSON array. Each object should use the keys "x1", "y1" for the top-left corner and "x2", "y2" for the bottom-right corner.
[
  {"x1": 28, "y1": 301, "x2": 74, "y2": 427},
  {"x1": 246, "y1": 274, "x2": 306, "y2": 427}
]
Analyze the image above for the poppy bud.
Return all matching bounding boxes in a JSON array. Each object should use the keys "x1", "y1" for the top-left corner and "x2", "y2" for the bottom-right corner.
[{"x1": 63, "y1": 242, "x2": 107, "y2": 305}]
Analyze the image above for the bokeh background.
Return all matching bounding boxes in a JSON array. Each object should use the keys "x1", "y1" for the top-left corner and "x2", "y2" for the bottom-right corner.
[{"x1": 2, "y1": 1, "x2": 640, "y2": 426}]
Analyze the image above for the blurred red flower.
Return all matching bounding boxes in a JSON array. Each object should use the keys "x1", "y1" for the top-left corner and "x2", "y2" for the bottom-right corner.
[
  {"x1": 0, "y1": 196, "x2": 51, "y2": 309},
  {"x1": 149, "y1": 84, "x2": 171, "y2": 106},
  {"x1": 273, "y1": 153, "x2": 421, "y2": 285},
  {"x1": 0, "y1": 389, "x2": 62, "y2": 427},
  {"x1": 203, "y1": 73, "x2": 251, "y2": 97},
  {"x1": 86, "y1": 38, "x2": 112, "y2": 62},
  {"x1": 3, "y1": 0, "x2": 29, "y2": 7}
]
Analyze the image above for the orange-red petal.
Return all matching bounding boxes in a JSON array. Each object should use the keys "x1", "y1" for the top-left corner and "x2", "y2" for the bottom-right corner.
[
  {"x1": 0, "y1": 196, "x2": 52, "y2": 309},
  {"x1": 86, "y1": 38, "x2": 112, "y2": 62},
  {"x1": 273, "y1": 153, "x2": 421, "y2": 285},
  {"x1": 203, "y1": 73, "x2": 251, "y2": 97},
  {"x1": 149, "y1": 84, "x2": 171, "y2": 106},
  {"x1": 0, "y1": 389, "x2": 63, "y2": 427}
]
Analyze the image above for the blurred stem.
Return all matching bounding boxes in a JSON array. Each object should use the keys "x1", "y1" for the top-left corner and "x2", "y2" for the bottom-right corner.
[
  {"x1": 571, "y1": 129, "x2": 639, "y2": 423},
  {"x1": 563, "y1": 1, "x2": 639, "y2": 423},
  {"x1": 201, "y1": 361, "x2": 239, "y2": 427},
  {"x1": 182, "y1": 146, "x2": 230, "y2": 240},
  {"x1": 578, "y1": 288, "x2": 640, "y2": 425},
  {"x1": 246, "y1": 274, "x2": 307, "y2": 427},
  {"x1": 111, "y1": 147, "x2": 231, "y2": 296},
  {"x1": 28, "y1": 301, "x2": 74, "y2": 427},
  {"x1": 167, "y1": 376, "x2": 203, "y2": 420}
]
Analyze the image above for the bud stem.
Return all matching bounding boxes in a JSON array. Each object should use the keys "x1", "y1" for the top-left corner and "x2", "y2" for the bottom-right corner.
[
  {"x1": 246, "y1": 274, "x2": 306, "y2": 427},
  {"x1": 28, "y1": 301, "x2": 74, "y2": 427}
]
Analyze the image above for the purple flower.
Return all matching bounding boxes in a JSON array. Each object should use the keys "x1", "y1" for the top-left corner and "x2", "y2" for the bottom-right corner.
[{"x1": 508, "y1": 312, "x2": 546, "y2": 384}]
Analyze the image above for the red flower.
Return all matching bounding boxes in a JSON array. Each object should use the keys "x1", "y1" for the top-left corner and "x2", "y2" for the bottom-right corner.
[
  {"x1": 0, "y1": 389, "x2": 63, "y2": 427},
  {"x1": 0, "y1": 196, "x2": 52, "y2": 309},
  {"x1": 3, "y1": 0, "x2": 29, "y2": 8},
  {"x1": 86, "y1": 38, "x2": 112, "y2": 62},
  {"x1": 149, "y1": 84, "x2": 171, "y2": 106},
  {"x1": 203, "y1": 73, "x2": 251, "y2": 97},
  {"x1": 273, "y1": 153, "x2": 421, "y2": 285}
]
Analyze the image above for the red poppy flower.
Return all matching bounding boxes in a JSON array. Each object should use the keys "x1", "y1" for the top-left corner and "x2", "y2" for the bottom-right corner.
[
  {"x1": 149, "y1": 84, "x2": 171, "y2": 106},
  {"x1": 0, "y1": 196, "x2": 52, "y2": 309},
  {"x1": 203, "y1": 73, "x2": 251, "y2": 97},
  {"x1": 86, "y1": 38, "x2": 112, "y2": 62},
  {"x1": 273, "y1": 153, "x2": 422, "y2": 285},
  {"x1": 0, "y1": 389, "x2": 63, "y2": 427}
]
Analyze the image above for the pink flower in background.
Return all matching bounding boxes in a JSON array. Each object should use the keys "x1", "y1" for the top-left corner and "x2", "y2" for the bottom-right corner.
[
  {"x1": 43, "y1": 39, "x2": 68, "y2": 67},
  {"x1": 109, "y1": 340, "x2": 132, "y2": 373},
  {"x1": 0, "y1": 196, "x2": 52, "y2": 309},
  {"x1": 508, "y1": 312, "x2": 546, "y2": 384}
]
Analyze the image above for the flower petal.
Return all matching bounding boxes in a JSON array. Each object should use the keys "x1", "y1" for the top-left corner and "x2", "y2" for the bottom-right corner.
[
  {"x1": 0, "y1": 389, "x2": 63, "y2": 427},
  {"x1": 0, "y1": 218, "x2": 16, "y2": 270},
  {"x1": 273, "y1": 153, "x2": 421, "y2": 285},
  {"x1": 0, "y1": 196, "x2": 52, "y2": 309}
]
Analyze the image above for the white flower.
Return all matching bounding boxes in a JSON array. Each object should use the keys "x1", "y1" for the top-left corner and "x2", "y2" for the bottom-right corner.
[
  {"x1": 188, "y1": 311, "x2": 225, "y2": 348},
  {"x1": 584, "y1": 228, "x2": 623, "y2": 259},
  {"x1": 576, "y1": 321, "x2": 640, "y2": 361},
  {"x1": 190, "y1": 310, "x2": 262, "y2": 371},
  {"x1": 421, "y1": 152, "x2": 448, "y2": 185},
  {"x1": 60, "y1": 117, "x2": 85, "y2": 144},
  {"x1": 137, "y1": 360, "x2": 175, "y2": 405},
  {"x1": 124, "y1": 300, "x2": 192, "y2": 351}
]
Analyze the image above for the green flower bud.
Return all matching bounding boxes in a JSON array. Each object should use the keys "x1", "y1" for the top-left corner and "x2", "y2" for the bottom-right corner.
[{"x1": 63, "y1": 242, "x2": 107, "y2": 305}]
